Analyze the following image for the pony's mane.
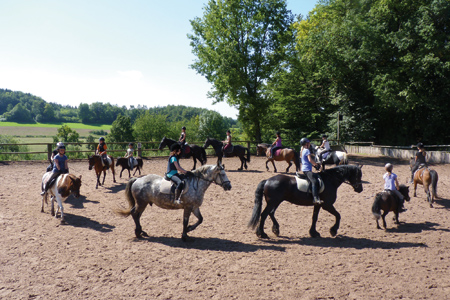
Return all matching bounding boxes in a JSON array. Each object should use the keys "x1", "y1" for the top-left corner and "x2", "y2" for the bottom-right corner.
[
  {"x1": 322, "y1": 164, "x2": 359, "y2": 180},
  {"x1": 192, "y1": 164, "x2": 217, "y2": 175}
]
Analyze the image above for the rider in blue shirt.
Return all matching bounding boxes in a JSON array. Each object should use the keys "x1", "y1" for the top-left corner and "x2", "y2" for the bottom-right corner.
[
  {"x1": 300, "y1": 138, "x2": 322, "y2": 205},
  {"x1": 41, "y1": 144, "x2": 69, "y2": 196},
  {"x1": 166, "y1": 143, "x2": 189, "y2": 204}
]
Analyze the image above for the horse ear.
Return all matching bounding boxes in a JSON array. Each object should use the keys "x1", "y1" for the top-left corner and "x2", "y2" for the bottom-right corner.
[
  {"x1": 359, "y1": 164, "x2": 364, "y2": 169},
  {"x1": 79, "y1": 175, "x2": 82, "y2": 180}
]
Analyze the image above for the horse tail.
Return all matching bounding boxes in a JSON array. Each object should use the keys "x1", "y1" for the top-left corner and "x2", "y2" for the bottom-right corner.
[
  {"x1": 201, "y1": 147, "x2": 207, "y2": 164},
  {"x1": 246, "y1": 147, "x2": 251, "y2": 163},
  {"x1": 430, "y1": 169, "x2": 439, "y2": 199},
  {"x1": 372, "y1": 193, "x2": 382, "y2": 220},
  {"x1": 294, "y1": 150, "x2": 300, "y2": 171},
  {"x1": 341, "y1": 152, "x2": 348, "y2": 165},
  {"x1": 114, "y1": 177, "x2": 138, "y2": 217},
  {"x1": 248, "y1": 179, "x2": 266, "y2": 229}
]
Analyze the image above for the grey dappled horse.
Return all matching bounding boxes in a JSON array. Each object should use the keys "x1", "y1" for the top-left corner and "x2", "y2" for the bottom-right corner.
[{"x1": 116, "y1": 164, "x2": 232, "y2": 241}]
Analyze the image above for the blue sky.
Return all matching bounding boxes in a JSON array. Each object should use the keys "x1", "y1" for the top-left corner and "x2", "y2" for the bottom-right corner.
[{"x1": 0, "y1": 0, "x2": 318, "y2": 119}]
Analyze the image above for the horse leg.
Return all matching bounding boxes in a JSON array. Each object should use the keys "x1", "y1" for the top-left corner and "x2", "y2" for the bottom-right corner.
[
  {"x1": 131, "y1": 204, "x2": 149, "y2": 238},
  {"x1": 51, "y1": 196, "x2": 55, "y2": 217},
  {"x1": 413, "y1": 181, "x2": 417, "y2": 197},
  {"x1": 309, "y1": 205, "x2": 322, "y2": 238},
  {"x1": 192, "y1": 156, "x2": 196, "y2": 171},
  {"x1": 269, "y1": 206, "x2": 281, "y2": 236},
  {"x1": 321, "y1": 204, "x2": 341, "y2": 237},
  {"x1": 266, "y1": 159, "x2": 270, "y2": 171},
  {"x1": 238, "y1": 156, "x2": 244, "y2": 171},
  {"x1": 257, "y1": 204, "x2": 273, "y2": 239},
  {"x1": 381, "y1": 211, "x2": 388, "y2": 229},
  {"x1": 55, "y1": 196, "x2": 66, "y2": 224},
  {"x1": 186, "y1": 207, "x2": 203, "y2": 233},
  {"x1": 102, "y1": 170, "x2": 106, "y2": 186},
  {"x1": 285, "y1": 161, "x2": 292, "y2": 173},
  {"x1": 393, "y1": 210, "x2": 400, "y2": 225},
  {"x1": 271, "y1": 160, "x2": 277, "y2": 173},
  {"x1": 182, "y1": 207, "x2": 194, "y2": 241},
  {"x1": 426, "y1": 189, "x2": 433, "y2": 208},
  {"x1": 96, "y1": 172, "x2": 101, "y2": 189},
  {"x1": 119, "y1": 168, "x2": 124, "y2": 178}
]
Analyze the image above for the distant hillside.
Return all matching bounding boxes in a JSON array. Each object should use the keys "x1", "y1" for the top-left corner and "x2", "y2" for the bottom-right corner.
[{"x1": 0, "y1": 89, "x2": 236, "y2": 125}]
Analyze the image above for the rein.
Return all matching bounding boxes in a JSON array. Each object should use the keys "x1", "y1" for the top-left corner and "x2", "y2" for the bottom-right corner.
[{"x1": 190, "y1": 168, "x2": 230, "y2": 189}]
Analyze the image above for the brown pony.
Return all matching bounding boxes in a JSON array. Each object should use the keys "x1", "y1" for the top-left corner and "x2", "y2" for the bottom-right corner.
[
  {"x1": 41, "y1": 172, "x2": 82, "y2": 224},
  {"x1": 88, "y1": 155, "x2": 116, "y2": 189},
  {"x1": 265, "y1": 147, "x2": 300, "y2": 173},
  {"x1": 410, "y1": 158, "x2": 438, "y2": 208},
  {"x1": 372, "y1": 185, "x2": 410, "y2": 229}
]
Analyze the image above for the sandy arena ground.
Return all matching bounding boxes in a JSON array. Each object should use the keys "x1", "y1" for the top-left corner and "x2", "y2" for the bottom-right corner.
[{"x1": 0, "y1": 155, "x2": 449, "y2": 299}]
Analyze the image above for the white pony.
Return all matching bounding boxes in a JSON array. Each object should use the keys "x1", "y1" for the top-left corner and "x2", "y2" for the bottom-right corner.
[
  {"x1": 314, "y1": 145, "x2": 348, "y2": 170},
  {"x1": 116, "y1": 164, "x2": 231, "y2": 241},
  {"x1": 41, "y1": 172, "x2": 82, "y2": 224}
]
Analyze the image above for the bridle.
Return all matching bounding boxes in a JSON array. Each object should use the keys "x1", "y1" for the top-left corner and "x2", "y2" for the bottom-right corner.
[{"x1": 190, "y1": 167, "x2": 230, "y2": 188}]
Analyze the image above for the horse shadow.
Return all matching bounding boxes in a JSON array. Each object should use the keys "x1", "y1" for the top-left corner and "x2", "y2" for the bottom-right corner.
[
  {"x1": 136, "y1": 236, "x2": 286, "y2": 253},
  {"x1": 62, "y1": 213, "x2": 115, "y2": 233},
  {"x1": 432, "y1": 198, "x2": 450, "y2": 210},
  {"x1": 226, "y1": 169, "x2": 263, "y2": 174},
  {"x1": 260, "y1": 235, "x2": 427, "y2": 250},
  {"x1": 65, "y1": 195, "x2": 99, "y2": 209},
  {"x1": 386, "y1": 221, "x2": 450, "y2": 233},
  {"x1": 103, "y1": 182, "x2": 127, "y2": 194}
]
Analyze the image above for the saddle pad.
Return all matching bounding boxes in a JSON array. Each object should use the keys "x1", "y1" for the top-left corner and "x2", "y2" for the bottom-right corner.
[
  {"x1": 275, "y1": 149, "x2": 283, "y2": 156},
  {"x1": 160, "y1": 178, "x2": 189, "y2": 195},
  {"x1": 184, "y1": 145, "x2": 191, "y2": 154},
  {"x1": 295, "y1": 176, "x2": 325, "y2": 194},
  {"x1": 131, "y1": 158, "x2": 138, "y2": 167}
]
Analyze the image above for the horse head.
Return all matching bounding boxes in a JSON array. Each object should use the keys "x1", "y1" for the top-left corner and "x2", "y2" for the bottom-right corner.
[
  {"x1": 350, "y1": 165, "x2": 364, "y2": 193},
  {"x1": 158, "y1": 136, "x2": 169, "y2": 150},
  {"x1": 213, "y1": 163, "x2": 232, "y2": 191},
  {"x1": 203, "y1": 138, "x2": 211, "y2": 149},
  {"x1": 69, "y1": 174, "x2": 82, "y2": 198},
  {"x1": 88, "y1": 155, "x2": 94, "y2": 170},
  {"x1": 398, "y1": 184, "x2": 410, "y2": 202}
]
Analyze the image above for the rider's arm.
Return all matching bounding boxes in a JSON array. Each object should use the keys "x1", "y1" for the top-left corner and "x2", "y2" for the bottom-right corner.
[
  {"x1": 174, "y1": 161, "x2": 187, "y2": 174},
  {"x1": 394, "y1": 177, "x2": 400, "y2": 190},
  {"x1": 307, "y1": 154, "x2": 319, "y2": 168},
  {"x1": 64, "y1": 158, "x2": 68, "y2": 170}
]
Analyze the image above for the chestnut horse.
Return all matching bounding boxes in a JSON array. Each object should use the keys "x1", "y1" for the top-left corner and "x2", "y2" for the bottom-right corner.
[
  {"x1": 88, "y1": 155, "x2": 116, "y2": 189},
  {"x1": 265, "y1": 147, "x2": 299, "y2": 173},
  {"x1": 372, "y1": 185, "x2": 410, "y2": 229},
  {"x1": 41, "y1": 172, "x2": 82, "y2": 224},
  {"x1": 410, "y1": 158, "x2": 438, "y2": 208}
]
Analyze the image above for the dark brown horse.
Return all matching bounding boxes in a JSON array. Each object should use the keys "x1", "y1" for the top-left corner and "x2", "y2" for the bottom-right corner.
[
  {"x1": 203, "y1": 138, "x2": 250, "y2": 170},
  {"x1": 410, "y1": 158, "x2": 438, "y2": 208},
  {"x1": 116, "y1": 157, "x2": 143, "y2": 178},
  {"x1": 158, "y1": 137, "x2": 207, "y2": 170},
  {"x1": 372, "y1": 185, "x2": 410, "y2": 229},
  {"x1": 265, "y1": 147, "x2": 299, "y2": 173},
  {"x1": 249, "y1": 165, "x2": 363, "y2": 238},
  {"x1": 88, "y1": 155, "x2": 116, "y2": 189}
]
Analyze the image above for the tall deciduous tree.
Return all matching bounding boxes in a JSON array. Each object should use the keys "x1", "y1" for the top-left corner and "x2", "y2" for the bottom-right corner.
[
  {"x1": 109, "y1": 115, "x2": 134, "y2": 146},
  {"x1": 189, "y1": 0, "x2": 294, "y2": 142}
]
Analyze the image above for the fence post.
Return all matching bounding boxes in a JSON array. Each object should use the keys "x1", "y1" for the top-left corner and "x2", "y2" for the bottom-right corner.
[
  {"x1": 47, "y1": 144, "x2": 52, "y2": 162},
  {"x1": 137, "y1": 142, "x2": 142, "y2": 158}
]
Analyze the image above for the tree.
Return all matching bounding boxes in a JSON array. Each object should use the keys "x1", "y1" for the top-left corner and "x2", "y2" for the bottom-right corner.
[
  {"x1": 133, "y1": 112, "x2": 170, "y2": 143},
  {"x1": 54, "y1": 125, "x2": 80, "y2": 144},
  {"x1": 3, "y1": 103, "x2": 34, "y2": 123},
  {"x1": 198, "y1": 110, "x2": 228, "y2": 141},
  {"x1": 109, "y1": 115, "x2": 134, "y2": 145},
  {"x1": 189, "y1": 0, "x2": 294, "y2": 142},
  {"x1": 78, "y1": 103, "x2": 92, "y2": 123},
  {"x1": 41, "y1": 103, "x2": 55, "y2": 122}
]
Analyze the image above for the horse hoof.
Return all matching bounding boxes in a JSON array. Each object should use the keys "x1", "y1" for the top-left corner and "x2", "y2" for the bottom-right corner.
[
  {"x1": 330, "y1": 228, "x2": 337, "y2": 237},
  {"x1": 182, "y1": 234, "x2": 189, "y2": 242},
  {"x1": 309, "y1": 231, "x2": 321, "y2": 238},
  {"x1": 60, "y1": 220, "x2": 67, "y2": 225},
  {"x1": 272, "y1": 228, "x2": 280, "y2": 237},
  {"x1": 430, "y1": 204, "x2": 434, "y2": 208}
]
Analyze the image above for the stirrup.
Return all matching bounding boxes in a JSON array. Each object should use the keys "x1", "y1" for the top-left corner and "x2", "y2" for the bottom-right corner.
[{"x1": 313, "y1": 197, "x2": 323, "y2": 205}]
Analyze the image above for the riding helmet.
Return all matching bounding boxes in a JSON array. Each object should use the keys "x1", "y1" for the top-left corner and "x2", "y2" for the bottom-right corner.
[
  {"x1": 56, "y1": 142, "x2": 64, "y2": 147},
  {"x1": 385, "y1": 163, "x2": 393, "y2": 172},
  {"x1": 57, "y1": 145, "x2": 66, "y2": 150},
  {"x1": 300, "y1": 138, "x2": 310, "y2": 146},
  {"x1": 99, "y1": 137, "x2": 105, "y2": 142},
  {"x1": 322, "y1": 134, "x2": 328, "y2": 138},
  {"x1": 226, "y1": 130, "x2": 231, "y2": 133},
  {"x1": 128, "y1": 142, "x2": 134, "y2": 146},
  {"x1": 170, "y1": 143, "x2": 181, "y2": 152},
  {"x1": 417, "y1": 142, "x2": 424, "y2": 149},
  {"x1": 182, "y1": 126, "x2": 186, "y2": 130}
]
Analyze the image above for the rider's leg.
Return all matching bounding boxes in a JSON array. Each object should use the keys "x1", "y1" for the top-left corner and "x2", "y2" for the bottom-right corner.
[
  {"x1": 392, "y1": 189, "x2": 406, "y2": 212},
  {"x1": 304, "y1": 171, "x2": 323, "y2": 205},
  {"x1": 410, "y1": 164, "x2": 419, "y2": 183},
  {"x1": 170, "y1": 174, "x2": 183, "y2": 204},
  {"x1": 40, "y1": 171, "x2": 61, "y2": 195}
]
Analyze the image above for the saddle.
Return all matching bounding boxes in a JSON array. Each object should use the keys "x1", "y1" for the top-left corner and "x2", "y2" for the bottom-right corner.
[
  {"x1": 160, "y1": 178, "x2": 190, "y2": 196},
  {"x1": 101, "y1": 156, "x2": 112, "y2": 167},
  {"x1": 222, "y1": 145, "x2": 234, "y2": 156},
  {"x1": 294, "y1": 174, "x2": 325, "y2": 193},
  {"x1": 129, "y1": 157, "x2": 138, "y2": 168}
]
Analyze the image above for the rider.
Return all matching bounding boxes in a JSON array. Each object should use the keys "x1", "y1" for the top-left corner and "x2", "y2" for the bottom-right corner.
[
  {"x1": 300, "y1": 138, "x2": 323, "y2": 205},
  {"x1": 124, "y1": 142, "x2": 134, "y2": 168},
  {"x1": 96, "y1": 137, "x2": 109, "y2": 169},
  {"x1": 179, "y1": 126, "x2": 187, "y2": 153},
  {"x1": 318, "y1": 134, "x2": 331, "y2": 163},
  {"x1": 269, "y1": 131, "x2": 282, "y2": 159},
  {"x1": 384, "y1": 163, "x2": 406, "y2": 212},
  {"x1": 46, "y1": 142, "x2": 63, "y2": 172},
  {"x1": 41, "y1": 144, "x2": 69, "y2": 195},
  {"x1": 410, "y1": 142, "x2": 427, "y2": 183},
  {"x1": 222, "y1": 130, "x2": 232, "y2": 155},
  {"x1": 166, "y1": 143, "x2": 189, "y2": 204}
]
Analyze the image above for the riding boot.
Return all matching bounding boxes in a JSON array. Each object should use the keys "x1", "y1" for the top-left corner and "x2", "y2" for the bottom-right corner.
[
  {"x1": 174, "y1": 188, "x2": 182, "y2": 204},
  {"x1": 313, "y1": 196, "x2": 323, "y2": 205}
]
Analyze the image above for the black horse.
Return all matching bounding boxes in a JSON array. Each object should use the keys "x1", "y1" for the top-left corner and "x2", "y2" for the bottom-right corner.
[
  {"x1": 116, "y1": 157, "x2": 144, "y2": 178},
  {"x1": 249, "y1": 165, "x2": 363, "y2": 238},
  {"x1": 372, "y1": 185, "x2": 410, "y2": 229},
  {"x1": 158, "y1": 137, "x2": 207, "y2": 170},
  {"x1": 203, "y1": 138, "x2": 250, "y2": 170}
]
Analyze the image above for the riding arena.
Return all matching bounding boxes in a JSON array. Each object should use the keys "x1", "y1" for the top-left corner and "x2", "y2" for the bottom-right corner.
[{"x1": 1, "y1": 154, "x2": 449, "y2": 299}]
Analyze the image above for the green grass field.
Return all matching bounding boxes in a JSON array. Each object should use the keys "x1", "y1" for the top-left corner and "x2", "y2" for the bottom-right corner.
[{"x1": 0, "y1": 122, "x2": 111, "y2": 130}]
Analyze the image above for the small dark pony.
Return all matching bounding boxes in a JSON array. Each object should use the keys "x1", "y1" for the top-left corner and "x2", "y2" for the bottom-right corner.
[
  {"x1": 410, "y1": 158, "x2": 438, "y2": 208},
  {"x1": 158, "y1": 137, "x2": 207, "y2": 170},
  {"x1": 265, "y1": 147, "x2": 299, "y2": 173},
  {"x1": 116, "y1": 157, "x2": 144, "y2": 178},
  {"x1": 203, "y1": 138, "x2": 250, "y2": 170},
  {"x1": 249, "y1": 165, "x2": 363, "y2": 238},
  {"x1": 88, "y1": 155, "x2": 116, "y2": 189},
  {"x1": 372, "y1": 185, "x2": 410, "y2": 229}
]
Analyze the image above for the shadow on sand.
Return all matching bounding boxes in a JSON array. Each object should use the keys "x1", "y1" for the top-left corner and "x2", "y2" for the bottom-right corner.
[{"x1": 61, "y1": 212, "x2": 115, "y2": 232}]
